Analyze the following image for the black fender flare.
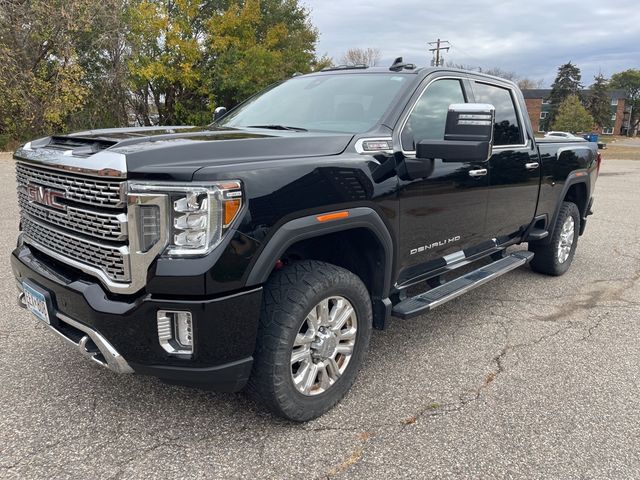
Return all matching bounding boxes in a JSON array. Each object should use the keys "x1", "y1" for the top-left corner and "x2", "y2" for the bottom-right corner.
[
  {"x1": 544, "y1": 170, "x2": 591, "y2": 244},
  {"x1": 245, "y1": 207, "x2": 394, "y2": 328}
]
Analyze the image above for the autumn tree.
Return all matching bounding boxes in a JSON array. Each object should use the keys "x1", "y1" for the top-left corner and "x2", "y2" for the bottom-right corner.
[
  {"x1": 548, "y1": 62, "x2": 583, "y2": 124},
  {"x1": 611, "y1": 69, "x2": 640, "y2": 136},
  {"x1": 339, "y1": 47, "x2": 382, "y2": 67},
  {"x1": 208, "y1": 0, "x2": 319, "y2": 109},
  {"x1": 517, "y1": 78, "x2": 544, "y2": 90},
  {"x1": 445, "y1": 63, "x2": 542, "y2": 90},
  {"x1": 551, "y1": 95, "x2": 594, "y2": 133},
  {"x1": 67, "y1": 0, "x2": 131, "y2": 130},
  {"x1": 0, "y1": 0, "x2": 93, "y2": 145},
  {"x1": 587, "y1": 74, "x2": 612, "y2": 131},
  {"x1": 127, "y1": 0, "x2": 211, "y2": 126},
  {"x1": 0, "y1": 0, "x2": 326, "y2": 144}
]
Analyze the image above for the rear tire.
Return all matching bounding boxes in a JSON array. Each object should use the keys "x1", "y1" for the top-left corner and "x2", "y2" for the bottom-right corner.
[
  {"x1": 529, "y1": 201, "x2": 580, "y2": 276},
  {"x1": 248, "y1": 260, "x2": 372, "y2": 422}
]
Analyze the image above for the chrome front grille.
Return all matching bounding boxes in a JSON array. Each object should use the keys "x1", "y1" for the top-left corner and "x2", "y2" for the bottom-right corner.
[
  {"x1": 16, "y1": 162, "x2": 125, "y2": 209},
  {"x1": 18, "y1": 190, "x2": 127, "y2": 241},
  {"x1": 21, "y1": 216, "x2": 130, "y2": 282},
  {"x1": 16, "y1": 161, "x2": 130, "y2": 284}
]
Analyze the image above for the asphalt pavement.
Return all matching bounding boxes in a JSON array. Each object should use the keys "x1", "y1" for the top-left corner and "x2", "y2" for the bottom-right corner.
[{"x1": 1, "y1": 155, "x2": 639, "y2": 479}]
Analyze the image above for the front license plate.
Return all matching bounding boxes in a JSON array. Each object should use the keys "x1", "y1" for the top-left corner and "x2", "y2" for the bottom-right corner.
[{"x1": 22, "y1": 282, "x2": 51, "y2": 325}]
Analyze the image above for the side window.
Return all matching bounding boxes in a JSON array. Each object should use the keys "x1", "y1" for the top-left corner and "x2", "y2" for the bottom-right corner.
[
  {"x1": 401, "y1": 79, "x2": 466, "y2": 151},
  {"x1": 472, "y1": 82, "x2": 523, "y2": 146}
]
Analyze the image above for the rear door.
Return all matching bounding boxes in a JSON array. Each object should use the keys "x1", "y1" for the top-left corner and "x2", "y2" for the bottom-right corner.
[
  {"x1": 470, "y1": 80, "x2": 541, "y2": 240},
  {"x1": 395, "y1": 75, "x2": 491, "y2": 285}
]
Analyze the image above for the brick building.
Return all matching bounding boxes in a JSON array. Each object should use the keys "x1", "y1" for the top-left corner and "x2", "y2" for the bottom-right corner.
[{"x1": 521, "y1": 89, "x2": 631, "y2": 135}]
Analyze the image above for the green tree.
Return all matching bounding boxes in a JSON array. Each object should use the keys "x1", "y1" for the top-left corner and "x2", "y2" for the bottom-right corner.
[
  {"x1": 207, "y1": 0, "x2": 319, "y2": 109},
  {"x1": 551, "y1": 95, "x2": 594, "y2": 133},
  {"x1": 610, "y1": 69, "x2": 640, "y2": 136},
  {"x1": 548, "y1": 62, "x2": 583, "y2": 125},
  {"x1": 587, "y1": 74, "x2": 612, "y2": 131}
]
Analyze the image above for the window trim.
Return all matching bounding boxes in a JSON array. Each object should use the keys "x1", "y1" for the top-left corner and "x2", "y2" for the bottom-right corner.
[
  {"x1": 473, "y1": 81, "x2": 529, "y2": 150},
  {"x1": 611, "y1": 98, "x2": 619, "y2": 106},
  {"x1": 397, "y1": 76, "x2": 469, "y2": 154},
  {"x1": 540, "y1": 111, "x2": 548, "y2": 119}
]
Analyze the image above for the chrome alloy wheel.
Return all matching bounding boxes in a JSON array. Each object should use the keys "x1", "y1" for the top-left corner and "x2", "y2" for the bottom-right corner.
[
  {"x1": 557, "y1": 216, "x2": 575, "y2": 264},
  {"x1": 290, "y1": 296, "x2": 358, "y2": 396}
]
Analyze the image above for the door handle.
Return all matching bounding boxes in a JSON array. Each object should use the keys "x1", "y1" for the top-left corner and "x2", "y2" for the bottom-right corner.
[
  {"x1": 525, "y1": 162, "x2": 540, "y2": 170},
  {"x1": 468, "y1": 169, "x2": 488, "y2": 177}
]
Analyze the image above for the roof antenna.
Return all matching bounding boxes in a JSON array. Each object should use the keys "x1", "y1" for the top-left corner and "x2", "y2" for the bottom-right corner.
[{"x1": 389, "y1": 57, "x2": 416, "y2": 72}]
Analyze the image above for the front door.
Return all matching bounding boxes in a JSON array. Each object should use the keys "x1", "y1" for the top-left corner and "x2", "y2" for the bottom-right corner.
[
  {"x1": 470, "y1": 80, "x2": 541, "y2": 240},
  {"x1": 396, "y1": 76, "x2": 491, "y2": 285}
]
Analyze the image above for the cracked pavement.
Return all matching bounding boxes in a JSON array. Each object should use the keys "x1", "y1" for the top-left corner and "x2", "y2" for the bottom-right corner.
[{"x1": 1, "y1": 155, "x2": 639, "y2": 479}]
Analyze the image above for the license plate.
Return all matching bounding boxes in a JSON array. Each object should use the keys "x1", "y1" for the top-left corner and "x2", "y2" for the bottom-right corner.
[{"x1": 22, "y1": 282, "x2": 51, "y2": 325}]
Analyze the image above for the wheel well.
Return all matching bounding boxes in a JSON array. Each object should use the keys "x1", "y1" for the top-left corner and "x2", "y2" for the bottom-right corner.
[
  {"x1": 564, "y1": 182, "x2": 588, "y2": 218},
  {"x1": 279, "y1": 228, "x2": 386, "y2": 299}
]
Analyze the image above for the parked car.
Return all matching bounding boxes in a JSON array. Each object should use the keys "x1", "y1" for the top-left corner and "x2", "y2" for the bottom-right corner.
[
  {"x1": 12, "y1": 61, "x2": 600, "y2": 421},
  {"x1": 544, "y1": 131, "x2": 586, "y2": 140}
]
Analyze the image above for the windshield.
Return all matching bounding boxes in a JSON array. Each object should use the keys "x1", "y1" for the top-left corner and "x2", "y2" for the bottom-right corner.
[{"x1": 217, "y1": 74, "x2": 410, "y2": 134}]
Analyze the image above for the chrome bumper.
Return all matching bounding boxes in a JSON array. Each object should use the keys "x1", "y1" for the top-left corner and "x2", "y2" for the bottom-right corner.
[{"x1": 17, "y1": 291, "x2": 134, "y2": 374}]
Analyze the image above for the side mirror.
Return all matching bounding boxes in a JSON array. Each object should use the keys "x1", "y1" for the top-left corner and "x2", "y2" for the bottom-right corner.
[
  {"x1": 416, "y1": 103, "x2": 495, "y2": 162},
  {"x1": 214, "y1": 106, "x2": 227, "y2": 121}
]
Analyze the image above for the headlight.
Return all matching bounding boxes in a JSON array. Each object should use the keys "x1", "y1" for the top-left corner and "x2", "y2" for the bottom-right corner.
[{"x1": 129, "y1": 181, "x2": 243, "y2": 257}]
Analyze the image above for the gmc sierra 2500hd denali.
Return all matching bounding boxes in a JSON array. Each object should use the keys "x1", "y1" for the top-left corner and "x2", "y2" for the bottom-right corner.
[{"x1": 12, "y1": 59, "x2": 599, "y2": 421}]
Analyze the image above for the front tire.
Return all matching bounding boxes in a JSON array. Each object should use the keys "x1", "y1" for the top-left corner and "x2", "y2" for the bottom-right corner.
[
  {"x1": 248, "y1": 260, "x2": 372, "y2": 422},
  {"x1": 529, "y1": 201, "x2": 580, "y2": 276}
]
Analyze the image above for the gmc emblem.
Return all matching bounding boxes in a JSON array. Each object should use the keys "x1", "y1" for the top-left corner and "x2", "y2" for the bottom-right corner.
[{"x1": 26, "y1": 184, "x2": 66, "y2": 211}]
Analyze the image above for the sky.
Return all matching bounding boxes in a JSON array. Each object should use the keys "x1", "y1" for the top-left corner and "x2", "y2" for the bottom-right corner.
[{"x1": 303, "y1": 0, "x2": 640, "y2": 87}]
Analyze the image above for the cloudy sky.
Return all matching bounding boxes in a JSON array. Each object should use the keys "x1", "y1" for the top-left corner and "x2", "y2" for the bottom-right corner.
[{"x1": 303, "y1": 0, "x2": 640, "y2": 87}]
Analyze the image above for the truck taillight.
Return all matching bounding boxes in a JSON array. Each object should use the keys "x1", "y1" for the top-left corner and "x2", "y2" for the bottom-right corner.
[{"x1": 596, "y1": 152, "x2": 602, "y2": 176}]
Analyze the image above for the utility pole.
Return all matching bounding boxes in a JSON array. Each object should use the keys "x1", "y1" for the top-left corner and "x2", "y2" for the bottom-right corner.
[{"x1": 428, "y1": 38, "x2": 450, "y2": 67}]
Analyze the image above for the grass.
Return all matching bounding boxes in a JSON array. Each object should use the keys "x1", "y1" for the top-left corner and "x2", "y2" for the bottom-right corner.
[
  {"x1": 603, "y1": 144, "x2": 640, "y2": 161},
  {"x1": 598, "y1": 135, "x2": 622, "y2": 144}
]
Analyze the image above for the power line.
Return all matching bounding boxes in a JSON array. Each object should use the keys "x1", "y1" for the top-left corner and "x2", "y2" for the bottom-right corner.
[
  {"x1": 428, "y1": 38, "x2": 450, "y2": 67},
  {"x1": 447, "y1": 42, "x2": 481, "y2": 65}
]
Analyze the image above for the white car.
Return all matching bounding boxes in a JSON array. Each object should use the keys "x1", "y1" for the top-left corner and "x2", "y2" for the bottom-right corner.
[{"x1": 544, "y1": 131, "x2": 585, "y2": 140}]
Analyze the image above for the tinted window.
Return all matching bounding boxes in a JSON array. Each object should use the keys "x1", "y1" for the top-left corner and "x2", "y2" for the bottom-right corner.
[
  {"x1": 401, "y1": 79, "x2": 465, "y2": 150},
  {"x1": 472, "y1": 82, "x2": 523, "y2": 146},
  {"x1": 218, "y1": 74, "x2": 409, "y2": 134}
]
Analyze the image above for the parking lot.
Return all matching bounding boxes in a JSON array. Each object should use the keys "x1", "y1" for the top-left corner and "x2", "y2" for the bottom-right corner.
[{"x1": 1, "y1": 153, "x2": 639, "y2": 479}]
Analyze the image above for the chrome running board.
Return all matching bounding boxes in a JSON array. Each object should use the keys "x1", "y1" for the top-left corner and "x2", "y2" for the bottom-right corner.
[{"x1": 392, "y1": 251, "x2": 534, "y2": 319}]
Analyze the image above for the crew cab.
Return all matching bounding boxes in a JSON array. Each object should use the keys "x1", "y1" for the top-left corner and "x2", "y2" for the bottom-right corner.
[{"x1": 12, "y1": 60, "x2": 599, "y2": 421}]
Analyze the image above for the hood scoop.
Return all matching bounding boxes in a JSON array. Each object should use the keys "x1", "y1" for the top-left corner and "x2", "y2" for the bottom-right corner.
[{"x1": 46, "y1": 136, "x2": 117, "y2": 157}]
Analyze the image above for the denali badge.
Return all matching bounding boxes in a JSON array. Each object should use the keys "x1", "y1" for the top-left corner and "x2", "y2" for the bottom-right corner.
[
  {"x1": 410, "y1": 236, "x2": 461, "y2": 255},
  {"x1": 26, "y1": 184, "x2": 66, "y2": 211}
]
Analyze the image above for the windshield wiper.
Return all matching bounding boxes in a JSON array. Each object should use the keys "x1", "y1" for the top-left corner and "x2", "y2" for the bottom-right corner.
[{"x1": 246, "y1": 124, "x2": 308, "y2": 132}]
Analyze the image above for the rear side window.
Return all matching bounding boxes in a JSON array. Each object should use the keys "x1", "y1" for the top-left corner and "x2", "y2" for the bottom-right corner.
[
  {"x1": 472, "y1": 82, "x2": 523, "y2": 146},
  {"x1": 401, "y1": 79, "x2": 466, "y2": 151}
]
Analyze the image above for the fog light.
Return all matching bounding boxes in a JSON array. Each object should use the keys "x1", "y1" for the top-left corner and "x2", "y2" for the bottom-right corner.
[{"x1": 157, "y1": 310, "x2": 193, "y2": 355}]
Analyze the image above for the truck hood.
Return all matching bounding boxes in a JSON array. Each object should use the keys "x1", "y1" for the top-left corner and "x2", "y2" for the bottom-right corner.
[{"x1": 17, "y1": 126, "x2": 354, "y2": 181}]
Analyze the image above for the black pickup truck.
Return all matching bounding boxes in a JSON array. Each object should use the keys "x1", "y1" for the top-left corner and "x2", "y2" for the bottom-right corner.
[{"x1": 12, "y1": 61, "x2": 600, "y2": 421}]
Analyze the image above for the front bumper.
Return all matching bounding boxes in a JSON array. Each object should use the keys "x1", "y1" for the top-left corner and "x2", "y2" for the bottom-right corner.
[{"x1": 12, "y1": 244, "x2": 262, "y2": 392}]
